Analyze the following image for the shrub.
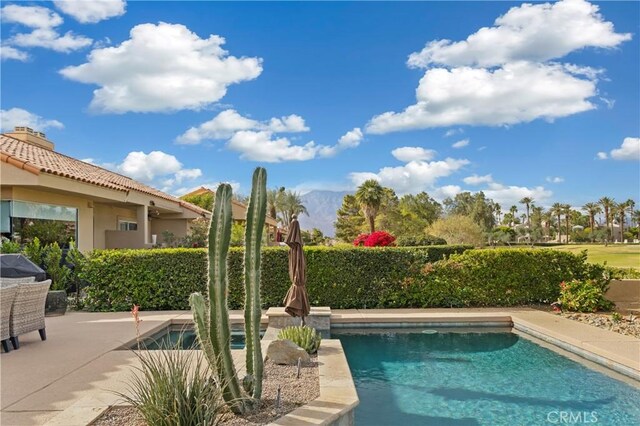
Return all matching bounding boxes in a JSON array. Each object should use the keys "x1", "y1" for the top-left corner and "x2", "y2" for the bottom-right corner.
[
  {"x1": 82, "y1": 245, "x2": 470, "y2": 311},
  {"x1": 277, "y1": 325, "x2": 322, "y2": 354},
  {"x1": 557, "y1": 279, "x2": 614, "y2": 312},
  {"x1": 396, "y1": 234, "x2": 446, "y2": 247},
  {"x1": 427, "y1": 215, "x2": 485, "y2": 247},
  {"x1": 353, "y1": 233, "x2": 368, "y2": 246},
  {"x1": 0, "y1": 239, "x2": 21, "y2": 253},
  {"x1": 23, "y1": 237, "x2": 44, "y2": 266},
  {"x1": 118, "y1": 347, "x2": 225, "y2": 426},
  {"x1": 43, "y1": 242, "x2": 71, "y2": 291},
  {"x1": 82, "y1": 247, "x2": 597, "y2": 311},
  {"x1": 390, "y1": 249, "x2": 603, "y2": 308},
  {"x1": 363, "y1": 231, "x2": 395, "y2": 247}
]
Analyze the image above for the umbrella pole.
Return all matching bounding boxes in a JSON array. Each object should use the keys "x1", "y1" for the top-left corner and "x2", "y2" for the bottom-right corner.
[{"x1": 301, "y1": 316, "x2": 306, "y2": 326}]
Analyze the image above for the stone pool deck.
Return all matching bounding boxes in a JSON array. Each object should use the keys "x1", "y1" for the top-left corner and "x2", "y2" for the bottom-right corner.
[{"x1": 1, "y1": 308, "x2": 638, "y2": 425}]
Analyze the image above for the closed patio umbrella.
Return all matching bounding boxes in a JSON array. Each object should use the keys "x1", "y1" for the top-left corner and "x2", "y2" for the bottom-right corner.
[{"x1": 283, "y1": 215, "x2": 310, "y2": 323}]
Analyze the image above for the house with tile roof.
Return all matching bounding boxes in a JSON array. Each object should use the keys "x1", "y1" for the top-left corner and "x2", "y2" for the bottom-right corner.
[{"x1": 0, "y1": 127, "x2": 210, "y2": 252}]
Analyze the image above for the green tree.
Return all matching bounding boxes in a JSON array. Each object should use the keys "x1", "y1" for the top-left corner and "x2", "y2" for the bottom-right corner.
[
  {"x1": 180, "y1": 192, "x2": 214, "y2": 211},
  {"x1": 551, "y1": 202, "x2": 563, "y2": 243},
  {"x1": 355, "y1": 179, "x2": 385, "y2": 234},
  {"x1": 582, "y1": 202, "x2": 602, "y2": 242},
  {"x1": 519, "y1": 197, "x2": 533, "y2": 227},
  {"x1": 562, "y1": 204, "x2": 572, "y2": 243},
  {"x1": 599, "y1": 196, "x2": 615, "y2": 240},
  {"x1": 278, "y1": 190, "x2": 308, "y2": 229},
  {"x1": 443, "y1": 191, "x2": 495, "y2": 231},
  {"x1": 493, "y1": 202, "x2": 502, "y2": 224},
  {"x1": 267, "y1": 187, "x2": 285, "y2": 220},
  {"x1": 427, "y1": 215, "x2": 484, "y2": 246},
  {"x1": 334, "y1": 194, "x2": 366, "y2": 242}
]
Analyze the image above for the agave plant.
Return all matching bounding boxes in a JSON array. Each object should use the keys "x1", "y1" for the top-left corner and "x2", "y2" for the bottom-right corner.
[
  {"x1": 278, "y1": 325, "x2": 322, "y2": 354},
  {"x1": 190, "y1": 168, "x2": 267, "y2": 414}
]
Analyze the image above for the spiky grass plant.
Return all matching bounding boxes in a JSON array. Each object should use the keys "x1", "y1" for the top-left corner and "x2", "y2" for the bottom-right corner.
[
  {"x1": 277, "y1": 325, "x2": 322, "y2": 354},
  {"x1": 117, "y1": 347, "x2": 227, "y2": 426}
]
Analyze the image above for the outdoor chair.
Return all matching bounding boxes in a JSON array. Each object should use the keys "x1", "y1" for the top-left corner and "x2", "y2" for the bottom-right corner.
[
  {"x1": 0, "y1": 276, "x2": 36, "y2": 287},
  {"x1": 9, "y1": 279, "x2": 51, "y2": 349},
  {"x1": 1, "y1": 284, "x2": 19, "y2": 353}
]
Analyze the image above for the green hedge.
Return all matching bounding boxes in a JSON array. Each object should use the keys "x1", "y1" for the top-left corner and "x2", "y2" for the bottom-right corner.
[
  {"x1": 82, "y1": 245, "x2": 470, "y2": 311},
  {"x1": 382, "y1": 248, "x2": 605, "y2": 308}
]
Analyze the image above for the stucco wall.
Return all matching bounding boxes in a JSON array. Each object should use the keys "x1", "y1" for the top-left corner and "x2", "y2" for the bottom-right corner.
[
  {"x1": 93, "y1": 203, "x2": 137, "y2": 250},
  {"x1": 150, "y1": 218, "x2": 189, "y2": 245}
]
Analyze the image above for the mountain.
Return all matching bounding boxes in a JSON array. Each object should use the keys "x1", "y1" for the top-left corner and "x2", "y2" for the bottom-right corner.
[{"x1": 298, "y1": 190, "x2": 350, "y2": 237}]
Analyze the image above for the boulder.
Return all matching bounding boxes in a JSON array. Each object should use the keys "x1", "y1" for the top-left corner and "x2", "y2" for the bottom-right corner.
[{"x1": 267, "y1": 339, "x2": 310, "y2": 365}]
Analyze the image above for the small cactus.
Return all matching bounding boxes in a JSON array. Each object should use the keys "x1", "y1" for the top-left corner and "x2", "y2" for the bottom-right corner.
[{"x1": 277, "y1": 325, "x2": 322, "y2": 354}]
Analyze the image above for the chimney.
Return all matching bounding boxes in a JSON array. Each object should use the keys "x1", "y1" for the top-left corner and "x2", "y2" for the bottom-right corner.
[{"x1": 5, "y1": 126, "x2": 55, "y2": 151}]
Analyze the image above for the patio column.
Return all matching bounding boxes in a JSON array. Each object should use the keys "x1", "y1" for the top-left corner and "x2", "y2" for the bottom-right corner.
[{"x1": 136, "y1": 205, "x2": 149, "y2": 246}]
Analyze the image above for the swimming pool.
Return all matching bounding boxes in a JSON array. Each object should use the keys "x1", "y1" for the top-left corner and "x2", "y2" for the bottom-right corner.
[
  {"x1": 125, "y1": 325, "x2": 264, "y2": 350},
  {"x1": 333, "y1": 327, "x2": 640, "y2": 425}
]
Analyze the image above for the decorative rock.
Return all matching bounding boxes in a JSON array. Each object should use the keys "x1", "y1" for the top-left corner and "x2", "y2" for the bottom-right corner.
[{"x1": 267, "y1": 339, "x2": 310, "y2": 365}]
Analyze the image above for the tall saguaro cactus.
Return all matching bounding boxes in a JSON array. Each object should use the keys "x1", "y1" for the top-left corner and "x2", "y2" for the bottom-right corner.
[{"x1": 189, "y1": 168, "x2": 267, "y2": 414}]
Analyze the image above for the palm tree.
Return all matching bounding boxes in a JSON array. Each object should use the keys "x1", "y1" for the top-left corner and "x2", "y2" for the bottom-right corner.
[
  {"x1": 355, "y1": 179, "x2": 385, "y2": 233},
  {"x1": 541, "y1": 210, "x2": 553, "y2": 239},
  {"x1": 493, "y1": 202, "x2": 502, "y2": 224},
  {"x1": 267, "y1": 187, "x2": 285, "y2": 220},
  {"x1": 634, "y1": 210, "x2": 640, "y2": 240},
  {"x1": 598, "y1": 197, "x2": 615, "y2": 240},
  {"x1": 562, "y1": 204, "x2": 572, "y2": 243},
  {"x1": 551, "y1": 202, "x2": 563, "y2": 243},
  {"x1": 623, "y1": 199, "x2": 636, "y2": 241},
  {"x1": 278, "y1": 190, "x2": 308, "y2": 229},
  {"x1": 582, "y1": 202, "x2": 602, "y2": 242},
  {"x1": 509, "y1": 205, "x2": 518, "y2": 226},
  {"x1": 519, "y1": 197, "x2": 533, "y2": 227}
]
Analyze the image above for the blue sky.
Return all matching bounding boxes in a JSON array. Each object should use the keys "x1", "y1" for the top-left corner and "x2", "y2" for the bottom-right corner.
[{"x1": 1, "y1": 0, "x2": 639, "y2": 208}]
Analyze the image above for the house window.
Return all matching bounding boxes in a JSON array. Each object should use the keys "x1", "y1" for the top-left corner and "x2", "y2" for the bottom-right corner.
[
  {"x1": 1, "y1": 200, "x2": 77, "y2": 246},
  {"x1": 118, "y1": 220, "x2": 138, "y2": 231}
]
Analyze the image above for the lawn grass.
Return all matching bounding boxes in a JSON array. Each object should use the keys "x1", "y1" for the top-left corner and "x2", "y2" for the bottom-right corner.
[{"x1": 548, "y1": 244, "x2": 640, "y2": 269}]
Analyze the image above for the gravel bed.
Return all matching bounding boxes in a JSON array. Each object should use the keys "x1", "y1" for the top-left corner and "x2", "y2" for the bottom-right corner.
[
  {"x1": 556, "y1": 312, "x2": 640, "y2": 338},
  {"x1": 92, "y1": 356, "x2": 319, "y2": 426}
]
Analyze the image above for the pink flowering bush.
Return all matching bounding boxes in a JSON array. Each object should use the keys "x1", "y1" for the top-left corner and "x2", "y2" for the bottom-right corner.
[{"x1": 353, "y1": 231, "x2": 396, "y2": 247}]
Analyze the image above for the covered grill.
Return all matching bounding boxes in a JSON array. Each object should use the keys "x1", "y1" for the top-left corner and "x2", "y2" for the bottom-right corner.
[{"x1": 0, "y1": 254, "x2": 46, "y2": 281}]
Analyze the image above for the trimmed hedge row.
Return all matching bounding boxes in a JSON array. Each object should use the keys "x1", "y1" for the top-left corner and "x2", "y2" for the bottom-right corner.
[
  {"x1": 382, "y1": 249, "x2": 606, "y2": 308},
  {"x1": 82, "y1": 245, "x2": 470, "y2": 311}
]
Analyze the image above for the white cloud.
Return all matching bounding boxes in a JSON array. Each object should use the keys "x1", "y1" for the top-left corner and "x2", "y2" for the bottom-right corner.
[
  {"x1": 483, "y1": 182, "x2": 553, "y2": 206},
  {"x1": 228, "y1": 131, "x2": 319, "y2": 162},
  {"x1": 1, "y1": 5, "x2": 63, "y2": 28},
  {"x1": 610, "y1": 137, "x2": 640, "y2": 161},
  {"x1": 176, "y1": 109, "x2": 309, "y2": 145},
  {"x1": 546, "y1": 176, "x2": 564, "y2": 183},
  {"x1": 463, "y1": 174, "x2": 493, "y2": 185},
  {"x1": 0, "y1": 46, "x2": 29, "y2": 61},
  {"x1": 366, "y1": 62, "x2": 597, "y2": 133},
  {"x1": 452, "y1": 138, "x2": 469, "y2": 149},
  {"x1": 1, "y1": 5, "x2": 92, "y2": 53},
  {"x1": 432, "y1": 185, "x2": 463, "y2": 201},
  {"x1": 596, "y1": 152, "x2": 608, "y2": 160},
  {"x1": 391, "y1": 146, "x2": 436, "y2": 162},
  {"x1": 60, "y1": 22, "x2": 262, "y2": 113},
  {"x1": 0, "y1": 107, "x2": 64, "y2": 132},
  {"x1": 267, "y1": 115, "x2": 309, "y2": 133},
  {"x1": 350, "y1": 157, "x2": 470, "y2": 195},
  {"x1": 53, "y1": 0, "x2": 126, "y2": 24},
  {"x1": 407, "y1": 0, "x2": 631, "y2": 68},
  {"x1": 11, "y1": 28, "x2": 93, "y2": 53},
  {"x1": 318, "y1": 127, "x2": 364, "y2": 158},
  {"x1": 444, "y1": 128, "x2": 463, "y2": 137}
]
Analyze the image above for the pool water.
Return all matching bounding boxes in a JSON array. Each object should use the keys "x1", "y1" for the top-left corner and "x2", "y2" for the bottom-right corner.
[
  {"x1": 133, "y1": 326, "x2": 263, "y2": 350},
  {"x1": 333, "y1": 328, "x2": 640, "y2": 426}
]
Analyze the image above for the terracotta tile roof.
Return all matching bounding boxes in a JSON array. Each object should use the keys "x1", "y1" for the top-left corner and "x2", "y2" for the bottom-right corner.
[{"x1": 0, "y1": 134, "x2": 209, "y2": 216}]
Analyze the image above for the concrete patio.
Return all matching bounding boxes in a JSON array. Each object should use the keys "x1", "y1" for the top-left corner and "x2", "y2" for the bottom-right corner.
[{"x1": 1, "y1": 308, "x2": 638, "y2": 425}]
